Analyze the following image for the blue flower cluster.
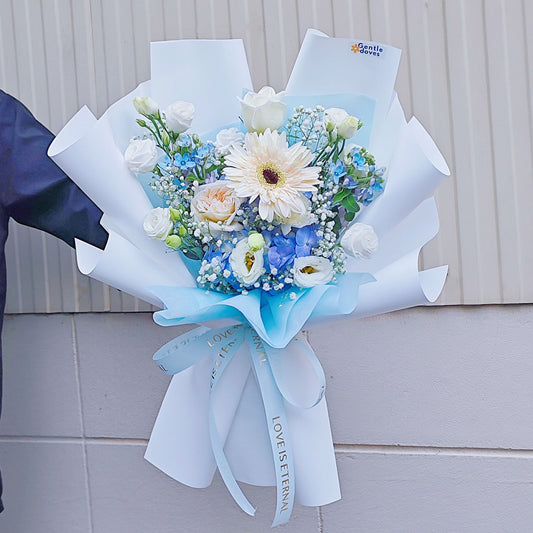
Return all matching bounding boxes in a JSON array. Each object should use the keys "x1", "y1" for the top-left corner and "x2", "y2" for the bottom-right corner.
[
  {"x1": 138, "y1": 100, "x2": 385, "y2": 295},
  {"x1": 267, "y1": 226, "x2": 319, "y2": 272}
]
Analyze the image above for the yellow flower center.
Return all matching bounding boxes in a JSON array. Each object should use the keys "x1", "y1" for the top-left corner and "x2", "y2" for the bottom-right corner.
[
  {"x1": 300, "y1": 265, "x2": 317, "y2": 274},
  {"x1": 257, "y1": 163, "x2": 286, "y2": 187},
  {"x1": 245, "y1": 251, "x2": 255, "y2": 272}
]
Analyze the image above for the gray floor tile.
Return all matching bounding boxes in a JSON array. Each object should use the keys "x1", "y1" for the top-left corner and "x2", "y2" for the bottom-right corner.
[
  {"x1": 308, "y1": 305, "x2": 533, "y2": 448},
  {"x1": 1, "y1": 314, "x2": 82, "y2": 437},
  {"x1": 74, "y1": 313, "x2": 187, "y2": 439},
  {"x1": 0, "y1": 440, "x2": 90, "y2": 533},
  {"x1": 86, "y1": 443, "x2": 318, "y2": 533},
  {"x1": 322, "y1": 451, "x2": 533, "y2": 533}
]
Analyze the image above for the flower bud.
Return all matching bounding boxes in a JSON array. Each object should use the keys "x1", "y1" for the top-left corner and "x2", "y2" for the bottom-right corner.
[
  {"x1": 248, "y1": 232, "x2": 265, "y2": 252},
  {"x1": 165, "y1": 235, "x2": 182, "y2": 249},
  {"x1": 178, "y1": 225, "x2": 187, "y2": 237},
  {"x1": 169, "y1": 207, "x2": 181, "y2": 221},
  {"x1": 133, "y1": 96, "x2": 159, "y2": 117},
  {"x1": 161, "y1": 130, "x2": 170, "y2": 146},
  {"x1": 337, "y1": 116, "x2": 360, "y2": 139}
]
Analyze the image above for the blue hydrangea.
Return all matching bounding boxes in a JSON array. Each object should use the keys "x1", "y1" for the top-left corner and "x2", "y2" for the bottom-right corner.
[
  {"x1": 268, "y1": 234, "x2": 296, "y2": 271},
  {"x1": 295, "y1": 225, "x2": 318, "y2": 257}
]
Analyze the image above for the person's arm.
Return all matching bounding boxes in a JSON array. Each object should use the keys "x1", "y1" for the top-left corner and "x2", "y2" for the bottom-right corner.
[{"x1": 0, "y1": 90, "x2": 108, "y2": 249}]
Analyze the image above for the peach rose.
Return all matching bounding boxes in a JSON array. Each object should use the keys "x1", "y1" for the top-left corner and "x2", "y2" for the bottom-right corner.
[{"x1": 191, "y1": 181, "x2": 243, "y2": 234}]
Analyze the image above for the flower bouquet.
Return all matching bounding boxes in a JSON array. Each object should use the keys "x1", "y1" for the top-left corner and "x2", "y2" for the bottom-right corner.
[{"x1": 49, "y1": 30, "x2": 449, "y2": 526}]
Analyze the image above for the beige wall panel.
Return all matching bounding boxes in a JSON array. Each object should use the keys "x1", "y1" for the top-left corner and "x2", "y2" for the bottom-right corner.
[{"x1": 2, "y1": 0, "x2": 532, "y2": 311}]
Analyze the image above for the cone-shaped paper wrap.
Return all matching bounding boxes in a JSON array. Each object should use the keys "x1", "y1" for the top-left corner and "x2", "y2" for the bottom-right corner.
[{"x1": 49, "y1": 31, "x2": 450, "y2": 526}]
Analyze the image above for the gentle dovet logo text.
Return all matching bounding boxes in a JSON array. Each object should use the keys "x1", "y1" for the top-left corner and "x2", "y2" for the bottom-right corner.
[{"x1": 351, "y1": 42, "x2": 384, "y2": 56}]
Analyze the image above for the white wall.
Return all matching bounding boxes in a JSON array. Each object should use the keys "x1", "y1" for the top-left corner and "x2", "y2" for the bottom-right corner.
[{"x1": 2, "y1": 0, "x2": 533, "y2": 310}]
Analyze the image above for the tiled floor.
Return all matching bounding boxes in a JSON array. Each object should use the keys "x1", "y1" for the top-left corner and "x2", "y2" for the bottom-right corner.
[{"x1": 1, "y1": 307, "x2": 533, "y2": 532}]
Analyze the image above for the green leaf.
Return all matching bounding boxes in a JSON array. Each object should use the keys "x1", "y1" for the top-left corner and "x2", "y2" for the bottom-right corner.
[
  {"x1": 333, "y1": 217, "x2": 342, "y2": 234},
  {"x1": 341, "y1": 194, "x2": 358, "y2": 213},
  {"x1": 333, "y1": 187, "x2": 352, "y2": 204},
  {"x1": 344, "y1": 211, "x2": 355, "y2": 222}
]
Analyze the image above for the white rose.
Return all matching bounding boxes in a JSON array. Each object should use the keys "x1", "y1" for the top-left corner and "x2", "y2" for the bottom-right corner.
[
  {"x1": 324, "y1": 107, "x2": 348, "y2": 129},
  {"x1": 124, "y1": 138, "x2": 158, "y2": 174},
  {"x1": 324, "y1": 108, "x2": 360, "y2": 139},
  {"x1": 164, "y1": 101, "x2": 195, "y2": 133},
  {"x1": 191, "y1": 181, "x2": 243, "y2": 234},
  {"x1": 214, "y1": 127, "x2": 245, "y2": 156},
  {"x1": 341, "y1": 223, "x2": 378, "y2": 259},
  {"x1": 143, "y1": 207, "x2": 173, "y2": 240},
  {"x1": 229, "y1": 238, "x2": 264, "y2": 286},
  {"x1": 239, "y1": 86, "x2": 287, "y2": 133},
  {"x1": 133, "y1": 96, "x2": 159, "y2": 116},
  {"x1": 337, "y1": 116, "x2": 360, "y2": 139},
  {"x1": 274, "y1": 194, "x2": 318, "y2": 235},
  {"x1": 293, "y1": 256, "x2": 334, "y2": 288}
]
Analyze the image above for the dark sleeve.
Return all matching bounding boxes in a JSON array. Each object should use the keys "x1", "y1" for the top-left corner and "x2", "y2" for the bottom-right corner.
[{"x1": 0, "y1": 90, "x2": 108, "y2": 250}]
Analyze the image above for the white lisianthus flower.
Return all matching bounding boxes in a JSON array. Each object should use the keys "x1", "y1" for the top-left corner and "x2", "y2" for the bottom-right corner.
[
  {"x1": 341, "y1": 223, "x2": 378, "y2": 259},
  {"x1": 274, "y1": 194, "x2": 318, "y2": 235},
  {"x1": 324, "y1": 108, "x2": 360, "y2": 139},
  {"x1": 133, "y1": 96, "x2": 159, "y2": 116},
  {"x1": 191, "y1": 181, "x2": 243, "y2": 234},
  {"x1": 143, "y1": 207, "x2": 173, "y2": 241},
  {"x1": 214, "y1": 127, "x2": 245, "y2": 156},
  {"x1": 324, "y1": 107, "x2": 348, "y2": 129},
  {"x1": 293, "y1": 256, "x2": 334, "y2": 288},
  {"x1": 229, "y1": 238, "x2": 264, "y2": 286},
  {"x1": 239, "y1": 86, "x2": 287, "y2": 133},
  {"x1": 124, "y1": 138, "x2": 158, "y2": 174},
  {"x1": 164, "y1": 101, "x2": 195, "y2": 133},
  {"x1": 337, "y1": 116, "x2": 360, "y2": 139}
]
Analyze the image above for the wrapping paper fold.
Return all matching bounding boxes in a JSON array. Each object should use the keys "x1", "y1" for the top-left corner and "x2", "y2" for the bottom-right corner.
[{"x1": 48, "y1": 30, "x2": 450, "y2": 524}]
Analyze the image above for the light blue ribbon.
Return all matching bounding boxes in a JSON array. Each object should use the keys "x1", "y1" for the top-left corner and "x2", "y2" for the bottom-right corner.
[
  {"x1": 247, "y1": 327, "x2": 295, "y2": 526},
  {"x1": 153, "y1": 323, "x2": 327, "y2": 527}
]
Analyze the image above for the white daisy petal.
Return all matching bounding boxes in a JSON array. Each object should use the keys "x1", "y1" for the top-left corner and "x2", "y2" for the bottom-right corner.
[{"x1": 223, "y1": 130, "x2": 321, "y2": 221}]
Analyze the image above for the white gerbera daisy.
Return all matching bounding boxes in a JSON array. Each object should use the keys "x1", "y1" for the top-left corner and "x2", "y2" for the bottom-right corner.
[{"x1": 223, "y1": 129, "x2": 320, "y2": 222}]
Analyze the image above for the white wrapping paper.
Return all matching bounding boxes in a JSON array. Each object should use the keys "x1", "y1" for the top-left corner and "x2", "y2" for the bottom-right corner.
[{"x1": 48, "y1": 30, "x2": 450, "y2": 519}]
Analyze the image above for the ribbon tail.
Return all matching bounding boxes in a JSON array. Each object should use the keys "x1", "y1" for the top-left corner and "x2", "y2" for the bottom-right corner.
[
  {"x1": 247, "y1": 328, "x2": 295, "y2": 527},
  {"x1": 208, "y1": 327, "x2": 256, "y2": 516}
]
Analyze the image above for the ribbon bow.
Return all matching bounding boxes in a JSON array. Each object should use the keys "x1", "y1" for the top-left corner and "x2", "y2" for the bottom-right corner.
[{"x1": 153, "y1": 323, "x2": 326, "y2": 527}]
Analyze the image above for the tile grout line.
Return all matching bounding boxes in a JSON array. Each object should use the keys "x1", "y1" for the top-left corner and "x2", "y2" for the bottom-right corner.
[
  {"x1": 3, "y1": 433, "x2": 533, "y2": 459},
  {"x1": 0, "y1": 435, "x2": 149, "y2": 445},
  {"x1": 71, "y1": 315, "x2": 94, "y2": 533},
  {"x1": 334, "y1": 443, "x2": 533, "y2": 458},
  {"x1": 317, "y1": 505, "x2": 324, "y2": 533}
]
